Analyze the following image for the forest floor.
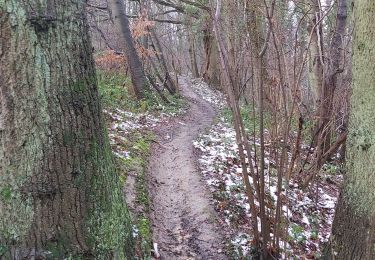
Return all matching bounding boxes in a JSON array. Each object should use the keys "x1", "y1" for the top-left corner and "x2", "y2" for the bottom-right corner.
[
  {"x1": 103, "y1": 73, "x2": 342, "y2": 259},
  {"x1": 148, "y1": 76, "x2": 227, "y2": 259},
  {"x1": 191, "y1": 82, "x2": 342, "y2": 259}
]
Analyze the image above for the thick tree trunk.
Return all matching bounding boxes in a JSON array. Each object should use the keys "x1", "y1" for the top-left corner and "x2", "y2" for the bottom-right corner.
[
  {"x1": 108, "y1": 0, "x2": 147, "y2": 99},
  {"x1": 202, "y1": 17, "x2": 221, "y2": 88},
  {"x1": 0, "y1": 1, "x2": 133, "y2": 259},
  {"x1": 325, "y1": 195, "x2": 375, "y2": 259},
  {"x1": 326, "y1": 1, "x2": 375, "y2": 259}
]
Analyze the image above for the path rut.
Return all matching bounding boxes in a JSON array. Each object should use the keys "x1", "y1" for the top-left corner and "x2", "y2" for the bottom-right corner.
[{"x1": 149, "y1": 77, "x2": 227, "y2": 260}]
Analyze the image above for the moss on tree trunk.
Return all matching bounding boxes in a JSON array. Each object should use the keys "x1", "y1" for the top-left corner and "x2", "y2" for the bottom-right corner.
[
  {"x1": 0, "y1": 1, "x2": 133, "y2": 259},
  {"x1": 326, "y1": 1, "x2": 375, "y2": 259}
]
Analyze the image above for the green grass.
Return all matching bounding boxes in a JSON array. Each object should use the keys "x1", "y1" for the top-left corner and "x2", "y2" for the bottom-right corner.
[
  {"x1": 222, "y1": 103, "x2": 317, "y2": 148},
  {"x1": 98, "y1": 69, "x2": 187, "y2": 259},
  {"x1": 97, "y1": 70, "x2": 188, "y2": 115},
  {"x1": 116, "y1": 131, "x2": 154, "y2": 259},
  {"x1": 222, "y1": 104, "x2": 272, "y2": 135},
  {"x1": 97, "y1": 70, "x2": 137, "y2": 110},
  {"x1": 110, "y1": 129, "x2": 154, "y2": 260}
]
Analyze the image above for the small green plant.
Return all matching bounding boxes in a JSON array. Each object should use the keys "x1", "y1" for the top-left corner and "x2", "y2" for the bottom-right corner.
[
  {"x1": 133, "y1": 137, "x2": 152, "y2": 154},
  {"x1": 323, "y1": 163, "x2": 339, "y2": 175},
  {"x1": 310, "y1": 229, "x2": 319, "y2": 240},
  {"x1": 98, "y1": 69, "x2": 188, "y2": 116},
  {"x1": 138, "y1": 217, "x2": 152, "y2": 258},
  {"x1": 222, "y1": 104, "x2": 272, "y2": 135},
  {"x1": 289, "y1": 223, "x2": 307, "y2": 244},
  {"x1": 0, "y1": 244, "x2": 7, "y2": 257},
  {"x1": 97, "y1": 70, "x2": 138, "y2": 111}
]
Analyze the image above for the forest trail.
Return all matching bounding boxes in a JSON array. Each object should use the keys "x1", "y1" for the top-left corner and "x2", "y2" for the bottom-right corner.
[{"x1": 149, "y1": 77, "x2": 227, "y2": 260}]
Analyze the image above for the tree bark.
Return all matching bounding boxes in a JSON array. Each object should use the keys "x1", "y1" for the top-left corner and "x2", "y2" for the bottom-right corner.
[
  {"x1": 308, "y1": 0, "x2": 324, "y2": 110},
  {"x1": 202, "y1": 16, "x2": 221, "y2": 88},
  {"x1": 245, "y1": 0, "x2": 271, "y2": 256},
  {"x1": 150, "y1": 30, "x2": 177, "y2": 94},
  {"x1": 188, "y1": 28, "x2": 200, "y2": 78},
  {"x1": 0, "y1": 1, "x2": 133, "y2": 258},
  {"x1": 108, "y1": 0, "x2": 147, "y2": 99},
  {"x1": 326, "y1": 1, "x2": 375, "y2": 259},
  {"x1": 316, "y1": 0, "x2": 347, "y2": 155}
]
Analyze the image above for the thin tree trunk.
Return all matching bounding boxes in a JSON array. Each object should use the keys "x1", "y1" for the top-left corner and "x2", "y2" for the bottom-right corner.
[
  {"x1": 188, "y1": 29, "x2": 200, "y2": 78},
  {"x1": 211, "y1": 0, "x2": 260, "y2": 250},
  {"x1": 147, "y1": 75, "x2": 170, "y2": 103},
  {"x1": 308, "y1": 0, "x2": 324, "y2": 110},
  {"x1": 319, "y1": 0, "x2": 347, "y2": 152},
  {"x1": 0, "y1": 1, "x2": 133, "y2": 259},
  {"x1": 246, "y1": 0, "x2": 271, "y2": 256},
  {"x1": 150, "y1": 30, "x2": 177, "y2": 94}
]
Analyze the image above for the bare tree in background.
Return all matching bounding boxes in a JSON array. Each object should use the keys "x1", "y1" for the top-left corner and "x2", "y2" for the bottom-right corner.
[{"x1": 108, "y1": 0, "x2": 148, "y2": 99}]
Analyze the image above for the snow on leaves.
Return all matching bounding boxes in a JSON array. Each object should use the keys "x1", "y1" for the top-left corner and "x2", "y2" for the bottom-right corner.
[
  {"x1": 105, "y1": 108, "x2": 181, "y2": 160},
  {"x1": 190, "y1": 78, "x2": 227, "y2": 109},
  {"x1": 192, "y1": 100, "x2": 342, "y2": 258}
]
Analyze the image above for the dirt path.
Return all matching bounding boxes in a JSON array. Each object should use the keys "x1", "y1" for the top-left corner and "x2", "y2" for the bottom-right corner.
[{"x1": 149, "y1": 77, "x2": 227, "y2": 260}]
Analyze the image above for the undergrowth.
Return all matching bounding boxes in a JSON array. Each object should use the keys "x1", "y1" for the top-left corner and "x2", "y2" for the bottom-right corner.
[
  {"x1": 222, "y1": 105, "x2": 272, "y2": 135},
  {"x1": 97, "y1": 70, "x2": 188, "y2": 115},
  {"x1": 98, "y1": 69, "x2": 187, "y2": 259},
  {"x1": 222, "y1": 104, "x2": 317, "y2": 149},
  {"x1": 115, "y1": 130, "x2": 154, "y2": 259}
]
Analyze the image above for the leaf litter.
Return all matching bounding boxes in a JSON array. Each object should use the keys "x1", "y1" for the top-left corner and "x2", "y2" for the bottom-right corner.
[{"x1": 191, "y1": 79, "x2": 342, "y2": 259}]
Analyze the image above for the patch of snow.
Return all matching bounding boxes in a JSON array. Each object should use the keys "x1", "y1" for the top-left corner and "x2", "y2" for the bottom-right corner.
[
  {"x1": 190, "y1": 78, "x2": 226, "y2": 108},
  {"x1": 193, "y1": 114, "x2": 342, "y2": 259},
  {"x1": 105, "y1": 100, "x2": 184, "y2": 161}
]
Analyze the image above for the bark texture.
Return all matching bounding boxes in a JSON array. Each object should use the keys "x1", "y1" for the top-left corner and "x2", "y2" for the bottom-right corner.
[
  {"x1": 107, "y1": 0, "x2": 147, "y2": 99},
  {"x1": 188, "y1": 29, "x2": 200, "y2": 78},
  {"x1": 327, "y1": 1, "x2": 375, "y2": 259},
  {"x1": 202, "y1": 17, "x2": 220, "y2": 88},
  {"x1": 0, "y1": 1, "x2": 133, "y2": 259}
]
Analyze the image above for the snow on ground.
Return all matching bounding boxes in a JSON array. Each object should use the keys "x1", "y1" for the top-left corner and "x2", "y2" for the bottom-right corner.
[
  {"x1": 105, "y1": 108, "x2": 184, "y2": 160},
  {"x1": 191, "y1": 84, "x2": 342, "y2": 259},
  {"x1": 190, "y1": 78, "x2": 227, "y2": 109}
]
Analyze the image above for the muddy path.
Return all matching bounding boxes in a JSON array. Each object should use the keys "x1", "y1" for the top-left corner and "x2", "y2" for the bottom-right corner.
[{"x1": 148, "y1": 77, "x2": 227, "y2": 260}]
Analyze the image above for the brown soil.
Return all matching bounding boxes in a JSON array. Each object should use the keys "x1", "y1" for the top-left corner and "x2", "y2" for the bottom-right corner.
[{"x1": 148, "y1": 77, "x2": 228, "y2": 260}]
